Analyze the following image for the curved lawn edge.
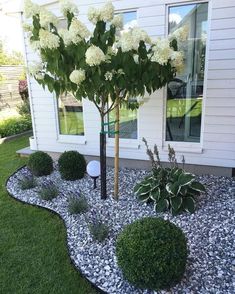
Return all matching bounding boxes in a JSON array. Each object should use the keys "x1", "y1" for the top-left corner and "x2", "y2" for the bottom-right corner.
[{"x1": 5, "y1": 165, "x2": 106, "y2": 294}]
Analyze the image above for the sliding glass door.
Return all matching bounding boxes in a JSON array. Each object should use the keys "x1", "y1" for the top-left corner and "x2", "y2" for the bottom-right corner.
[{"x1": 166, "y1": 2, "x2": 208, "y2": 142}]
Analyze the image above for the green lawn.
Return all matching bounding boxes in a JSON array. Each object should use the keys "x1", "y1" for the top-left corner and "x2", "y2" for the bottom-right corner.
[
  {"x1": 0, "y1": 136, "x2": 97, "y2": 294},
  {"x1": 167, "y1": 98, "x2": 202, "y2": 118}
]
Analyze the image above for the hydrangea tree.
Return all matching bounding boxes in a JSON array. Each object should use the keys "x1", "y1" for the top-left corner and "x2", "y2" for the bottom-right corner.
[{"x1": 24, "y1": 0, "x2": 187, "y2": 199}]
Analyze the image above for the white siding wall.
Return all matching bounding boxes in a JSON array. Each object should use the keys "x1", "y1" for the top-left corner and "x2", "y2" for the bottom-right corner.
[{"x1": 26, "y1": 0, "x2": 235, "y2": 169}]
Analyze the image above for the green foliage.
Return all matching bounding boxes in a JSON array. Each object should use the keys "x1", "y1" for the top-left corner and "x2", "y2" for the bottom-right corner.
[
  {"x1": 17, "y1": 101, "x2": 31, "y2": 117},
  {"x1": 88, "y1": 221, "x2": 109, "y2": 242},
  {"x1": 116, "y1": 217, "x2": 187, "y2": 290},
  {"x1": 0, "y1": 40, "x2": 24, "y2": 65},
  {"x1": 0, "y1": 116, "x2": 32, "y2": 138},
  {"x1": 38, "y1": 181, "x2": 59, "y2": 200},
  {"x1": 68, "y1": 195, "x2": 89, "y2": 214},
  {"x1": 27, "y1": 151, "x2": 53, "y2": 176},
  {"x1": 19, "y1": 175, "x2": 37, "y2": 190},
  {"x1": 58, "y1": 151, "x2": 86, "y2": 181},
  {"x1": 134, "y1": 139, "x2": 206, "y2": 215}
]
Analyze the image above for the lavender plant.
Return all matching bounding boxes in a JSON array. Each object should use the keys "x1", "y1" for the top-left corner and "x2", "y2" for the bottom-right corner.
[
  {"x1": 38, "y1": 180, "x2": 59, "y2": 200},
  {"x1": 67, "y1": 192, "x2": 89, "y2": 214},
  {"x1": 19, "y1": 175, "x2": 37, "y2": 190}
]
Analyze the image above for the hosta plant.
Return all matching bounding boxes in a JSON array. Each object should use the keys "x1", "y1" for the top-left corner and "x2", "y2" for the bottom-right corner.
[{"x1": 134, "y1": 139, "x2": 206, "y2": 215}]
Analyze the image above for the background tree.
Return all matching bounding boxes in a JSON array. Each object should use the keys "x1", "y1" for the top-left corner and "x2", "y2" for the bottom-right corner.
[
  {"x1": 0, "y1": 40, "x2": 24, "y2": 65},
  {"x1": 24, "y1": 0, "x2": 186, "y2": 199}
]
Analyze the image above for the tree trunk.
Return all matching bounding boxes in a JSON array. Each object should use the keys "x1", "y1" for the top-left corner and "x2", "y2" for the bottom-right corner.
[
  {"x1": 114, "y1": 98, "x2": 120, "y2": 200},
  {"x1": 100, "y1": 113, "x2": 107, "y2": 199}
]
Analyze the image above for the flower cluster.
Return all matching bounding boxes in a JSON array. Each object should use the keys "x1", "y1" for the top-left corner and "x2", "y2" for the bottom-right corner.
[
  {"x1": 85, "y1": 45, "x2": 106, "y2": 66},
  {"x1": 69, "y1": 69, "x2": 86, "y2": 85},
  {"x1": 151, "y1": 38, "x2": 172, "y2": 65},
  {"x1": 22, "y1": 23, "x2": 33, "y2": 32},
  {"x1": 24, "y1": 0, "x2": 40, "y2": 19},
  {"x1": 111, "y1": 14, "x2": 123, "y2": 29},
  {"x1": 170, "y1": 25, "x2": 189, "y2": 42},
  {"x1": 58, "y1": 28, "x2": 72, "y2": 46},
  {"x1": 170, "y1": 51, "x2": 184, "y2": 73},
  {"x1": 69, "y1": 18, "x2": 91, "y2": 44},
  {"x1": 118, "y1": 27, "x2": 151, "y2": 52},
  {"x1": 88, "y1": 1, "x2": 114, "y2": 24},
  {"x1": 39, "y1": 8, "x2": 58, "y2": 28},
  {"x1": 104, "y1": 71, "x2": 113, "y2": 81},
  {"x1": 39, "y1": 29, "x2": 60, "y2": 50},
  {"x1": 28, "y1": 62, "x2": 44, "y2": 80},
  {"x1": 30, "y1": 40, "x2": 41, "y2": 51},
  {"x1": 59, "y1": 0, "x2": 79, "y2": 17}
]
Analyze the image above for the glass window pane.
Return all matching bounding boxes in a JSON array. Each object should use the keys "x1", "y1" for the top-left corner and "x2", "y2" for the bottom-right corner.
[
  {"x1": 108, "y1": 11, "x2": 138, "y2": 139},
  {"x1": 166, "y1": 3, "x2": 208, "y2": 142},
  {"x1": 58, "y1": 94, "x2": 84, "y2": 136}
]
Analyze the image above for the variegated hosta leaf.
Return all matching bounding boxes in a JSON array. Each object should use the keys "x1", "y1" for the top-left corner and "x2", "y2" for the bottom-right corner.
[
  {"x1": 154, "y1": 199, "x2": 169, "y2": 213},
  {"x1": 166, "y1": 181, "x2": 181, "y2": 195},
  {"x1": 178, "y1": 172, "x2": 195, "y2": 186},
  {"x1": 170, "y1": 196, "x2": 183, "y2": 211},
  {"x1": 183, "y1": 196, "x2": 195, "y2": 213},
  {"x1": 133, "y1": 182, "x2": 142, "y2": 193},
  {"x1": 137, "y1": 185, "x2": 151, "y2": 196},
  {"x1": 150, "y1": 187, "x2": 160, "y2": 201},
  {"x1": 190, "y1": 181, "x2": 206, "y2": 192},
  {"x1": 138, "y1": 192, "x2": 151, "y2": 202}
]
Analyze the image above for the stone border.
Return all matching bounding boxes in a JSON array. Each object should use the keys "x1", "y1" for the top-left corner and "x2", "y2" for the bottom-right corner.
[
  {"x1": 5, "y1": 165, "x2": 106, "y2": 294},
  {"x1": 0, "y1": 130, "x2": 32, "y2": 144}
]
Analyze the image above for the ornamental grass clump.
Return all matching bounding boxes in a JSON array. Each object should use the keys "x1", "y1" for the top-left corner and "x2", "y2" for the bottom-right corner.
[
  {"x1": 116, "y1": 217, "x2": 187, "y2": 291},
  {"x1": 86, "y1": 212, "x2": 109, "y2": 242},
  {"x1": 19, "y1": 175, "x2": 37, "y2": 190},
  {"x1": 68, "y1": 193, "x2": 89, "y2": 214},
  {"x1": 27, "y1": 151, "x2": 53, "y2": 176},
  {"x1": 134, "y1": 138, "x2": 206, "y2": 215},
  {"x1": 38, "y1": 180, "x2": 59, "y2": 200},
  {"x1": 58, "y1": 151, "x2": 86, "y2": 181}
]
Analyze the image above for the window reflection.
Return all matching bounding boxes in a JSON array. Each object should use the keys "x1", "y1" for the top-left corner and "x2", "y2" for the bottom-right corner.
[{"x1": 166, "y1": 3, "x2": 208, "y2": 142}]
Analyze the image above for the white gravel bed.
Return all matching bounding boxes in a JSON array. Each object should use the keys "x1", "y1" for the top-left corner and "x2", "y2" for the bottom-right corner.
[{"x1": 6, "y1": 166, "x2": 235, "y2": 294}]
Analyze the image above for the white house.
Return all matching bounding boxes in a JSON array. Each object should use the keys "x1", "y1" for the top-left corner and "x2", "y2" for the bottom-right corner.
[{"x1": 22, "y1": 0, "x2": 235, "y2": 176}]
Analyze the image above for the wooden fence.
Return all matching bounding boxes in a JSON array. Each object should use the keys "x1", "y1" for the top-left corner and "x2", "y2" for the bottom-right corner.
[{"x1": 0, "y1": 65, "x2": 25, "y2": 112}]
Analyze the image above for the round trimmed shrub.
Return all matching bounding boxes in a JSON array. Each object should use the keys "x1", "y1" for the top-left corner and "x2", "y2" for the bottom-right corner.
[
  {"x1": 58, "y1": 151, "x2": 86, "y2": 180},
  {"x1": 116, "y1": 217, "x2": 187, "y2": 291},
  {"x1": 27, "y1": 151, "x2": 53, "y2": 176}
]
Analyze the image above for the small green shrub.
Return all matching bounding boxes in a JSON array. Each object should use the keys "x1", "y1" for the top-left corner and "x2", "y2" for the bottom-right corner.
[
  {"x1": 58, "y1": 151, "x2": 86, "y2": 181},
  {"x1": 0, "y1": 116, "x2": 31, "y2": 138},
  {"x1": 38, "y1": 181, "x2": 59, "y2": 200},
  {"x1": 116, "y1": 217, "x2": 187, "y2": 291},
  {"x1": 134, "y1": 138, "x2": 206, "y2": 215},
  {"x1": 17, "y1": 101, "x2": 31, "y2": 117},
  {"x1": 68, "y1": 194, "x2": 89, "y2": 214},
  {"x1": 19, "y1": 175, "x2": 37, "y2": 190},
  {"x1": 88, "y1": 221, "x2": 109, "y2": 242},
  {"x1": 27, "y1": 151, "x2": 53, "y2": 176}
]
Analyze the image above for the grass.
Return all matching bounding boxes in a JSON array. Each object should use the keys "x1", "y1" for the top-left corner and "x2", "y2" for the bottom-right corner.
[
  {"x1": 0, "y1": 135, "x2": 97, "y2": 294},
  {"x1": 167, "y1": 98, "x2": 202, "y2": 118}
]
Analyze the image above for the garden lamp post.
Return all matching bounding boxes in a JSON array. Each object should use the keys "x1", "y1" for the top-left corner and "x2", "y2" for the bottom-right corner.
[{"x1": 87, "y1": 160, "x2": 101, "y2": 189}]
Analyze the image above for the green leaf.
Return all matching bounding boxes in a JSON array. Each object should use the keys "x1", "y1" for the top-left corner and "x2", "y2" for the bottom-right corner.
[
  {"x1": 170, "y1": 196, "x2": 182, "y2": 211},
  {"x1": 134, "y1": 182, "x2": 142, "y2": 193},
  {"x1": 150, "y1": 187, "x2": 160, "y2": 201},
  {"x1": 166, "y1": 182, "x2": 180, "y2": 195},
  {"x1": 154, "y1": 199, "x2": 168, "y2": 213},
  {"x1": 138, "y1": 191, "x2": 151, "y2": 202},
  {"x1": 178, "y1": 172, "x2": 194, "y2": 186},
  {"x1": 183, "y1": 196, "x2": 195, "y2": 213},
  {"x1": 190, "y1": 181, "x2": 206, "y2": 192}
]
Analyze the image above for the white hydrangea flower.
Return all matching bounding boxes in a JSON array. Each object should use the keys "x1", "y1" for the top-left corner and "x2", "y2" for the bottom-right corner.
[
  {"x1": 104, "y1": 71, "x2": 113, "y2": 81},
  {"x1": 24, "y1": 0, "x2": 40, "y2": 18},
  {"x1": 69, "y1": 69, "x2": 86, "y2": 85},
  {"x1": 88, "y1": 1, "x2": 114, "y2": 24},
  {"x1": 131, "y1": 27, "x2": 151, "y2": 46},
  {"x1": 87, "y1": 7, "x2": 100, "y2": 25},
  {"x1": 170, "y1": 51, "x2": 184, "y2": 72},
  {"x1": 100, "y1": 1, "x2": 114, "y2": 22},
  {"x1": 117, "y1": 68, "x2": 125, "y2": 75},
  {"x1": 85, "y1": 45, "x2": 106, "y2": 66},
  {"x1": 111, "y1": 14, "x2": 123, "y2": 29},
  {"x1": 30, "y1": 40, "x2": 41, "y2": 51},
  {"x1": 39, "y1": 29, "x2": 60, "y2": 50},
  {"x1": 28, "y1": 62, "x2": 44, "y2": 79},
  {"x1": 133, "y1": 54, "x2": 139, "y2": 64},
  {"x1": 22, "y1": 23, "x2": 33, "y2": 32},
  {"x1": 69, "y1": 18, "x2": 91, "y2": 44},
  {"x1": 118, "y1": 31, "x2": 133, "y2": 52},
  {"x1": 151, "y1": 38, "x2": 173, "y2": 65},
  {"x1": 39, "y1": 8, "x2": 58, "y2": 28},
  {"x1": 58, "y1": 28, "x2": 72, "y2": 46},
  {"x1": 59, "y1": 0, "x2": 79, "y2": 17},
  {"x1": 170, "y1": 25, "x2": 189, "y2": 42}
]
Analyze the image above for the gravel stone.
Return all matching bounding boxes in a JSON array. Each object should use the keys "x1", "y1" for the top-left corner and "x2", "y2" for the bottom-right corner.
[{"x1": 6, "y1": 166, "x2": 235, "y2": 294}]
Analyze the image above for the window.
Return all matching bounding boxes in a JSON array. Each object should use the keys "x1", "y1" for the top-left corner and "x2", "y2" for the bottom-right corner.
[
  {"x1": 108, "y1": 11, "x2": 138, "y2": 139},
  {"x1": 58, "y1": 93, "x2": 84, "y2": 136},
  {"x1": 166, "y1": 3, "x2": 208, "y2": 143}
]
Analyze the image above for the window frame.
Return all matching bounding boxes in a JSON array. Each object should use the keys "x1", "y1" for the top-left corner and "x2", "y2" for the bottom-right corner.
[
  {"x1": 163, "y1": 0, "x2": 211, "y2": 152},
  {"x1": 107, "y1": 8, "x2": 141, "y2": 149},
  {"x1": 53, "y1": 94, "x2": 86, "y2": 145}
]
